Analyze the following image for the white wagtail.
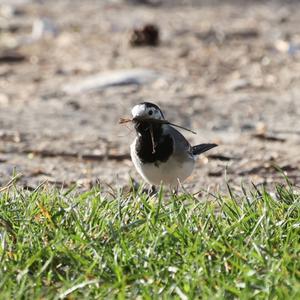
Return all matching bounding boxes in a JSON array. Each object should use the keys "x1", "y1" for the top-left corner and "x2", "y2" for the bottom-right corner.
[{"x1": 130, "y1": 102, "x2": 217, "y2": 187}]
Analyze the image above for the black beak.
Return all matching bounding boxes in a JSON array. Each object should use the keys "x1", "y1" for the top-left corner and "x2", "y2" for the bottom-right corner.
[{"x1": 132, "y1": 116, "x2": 152, "y2": 123}]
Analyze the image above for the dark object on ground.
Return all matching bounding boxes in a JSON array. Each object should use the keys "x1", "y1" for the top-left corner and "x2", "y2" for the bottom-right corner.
[
  {"x1": 252, "y1": 133, "x2": 286, "y2": 143},
  {"x1": 0, "y1": 51, "x2": 26, "y2": 64},
  {"x1": 130, "y1": 24, "x2": 159, "y2": 46},
  {"x1": 126, "y1": 0, "x2": 162, "y2": 5}
]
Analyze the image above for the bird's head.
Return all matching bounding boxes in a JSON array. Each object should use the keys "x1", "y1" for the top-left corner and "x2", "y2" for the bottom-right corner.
[{"x1": 131, "y1": 102, "x2": 165, "y2": 122}]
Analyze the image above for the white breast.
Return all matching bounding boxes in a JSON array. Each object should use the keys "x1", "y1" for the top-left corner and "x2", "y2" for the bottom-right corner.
[{"x1": 130, "y1": 138, "x2": 195, "y2": 186}]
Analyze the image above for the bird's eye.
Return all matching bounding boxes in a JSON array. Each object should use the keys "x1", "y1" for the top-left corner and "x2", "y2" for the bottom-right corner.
[{"x1": 148, "y1": 110, "x2": 153, "y2": 116}]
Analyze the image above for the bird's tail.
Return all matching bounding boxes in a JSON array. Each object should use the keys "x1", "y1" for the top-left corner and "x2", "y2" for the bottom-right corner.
[{"x1": 192, "y1": 143, "x2": 217, "y2": 156}]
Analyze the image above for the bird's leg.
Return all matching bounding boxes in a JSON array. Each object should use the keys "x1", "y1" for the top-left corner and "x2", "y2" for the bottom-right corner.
[
  {"x1": 170, "y1": 182, "x2": 179, "y2": 196},
  {"x1": 148, "y1": 185, "x2": 157, "y2": 196},
  {"x1": 172, "y1": 179, "x2": 182, "y2": 195},
  {"x1": 171, "y1": 187, "x2": 178, "y2": 196}
]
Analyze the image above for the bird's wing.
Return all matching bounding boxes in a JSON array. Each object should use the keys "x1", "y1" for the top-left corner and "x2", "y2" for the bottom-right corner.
[{"x1": 163, "y1": 125, "x2": 193, "y2": 159}]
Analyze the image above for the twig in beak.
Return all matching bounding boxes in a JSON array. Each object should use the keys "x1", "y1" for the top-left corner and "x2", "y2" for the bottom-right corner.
[
  {"x1": 119, "y1": 117, "x2": 197, "y2": 135},
  {"x1": 119, "y1": 118, "x2": 132, "y2": 124},
  {"x1": 167, "y1": 121, "x2": 197, "y2": 135},
  {"x1": 149, "y1": 124, "x2": 156, "y2": 154}
]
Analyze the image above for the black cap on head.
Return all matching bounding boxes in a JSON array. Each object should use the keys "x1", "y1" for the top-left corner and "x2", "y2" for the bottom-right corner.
[{"x1": 139, "y1": 102, "x2": 164, "y2": 118}]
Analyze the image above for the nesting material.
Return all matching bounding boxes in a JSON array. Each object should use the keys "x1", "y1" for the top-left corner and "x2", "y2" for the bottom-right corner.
[
  {"x1": 119, "y1": 117, "x2": 196, "y2": 134},
  {"x1": 119, "y1": 116, "x2": 196, "y2": 154}
]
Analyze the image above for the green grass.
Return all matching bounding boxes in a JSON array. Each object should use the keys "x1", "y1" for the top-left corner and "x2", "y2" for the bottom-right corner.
[{"x1": 0, "y1": 178, "x2": 299, "y2": 299}]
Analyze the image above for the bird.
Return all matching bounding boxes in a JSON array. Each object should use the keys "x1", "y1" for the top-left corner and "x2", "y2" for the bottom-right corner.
[{"x1": 130, "y1": 102, "x2": 217, "y2": 188}]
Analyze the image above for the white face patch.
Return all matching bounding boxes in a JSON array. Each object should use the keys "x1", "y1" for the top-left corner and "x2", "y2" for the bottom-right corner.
[{"x1": 131, "y1": 104, "x2": 164, "y2": 120}]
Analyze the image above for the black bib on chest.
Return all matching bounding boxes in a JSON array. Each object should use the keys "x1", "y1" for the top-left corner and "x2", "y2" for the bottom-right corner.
[{"x1": 135, "y1": 122, "x2": 173, "y2": 164}]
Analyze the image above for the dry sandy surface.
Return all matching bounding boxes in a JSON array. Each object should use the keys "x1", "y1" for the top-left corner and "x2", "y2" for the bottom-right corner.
[{"x1": 0, "y1": 0, "x2": 299, "y2": 193}]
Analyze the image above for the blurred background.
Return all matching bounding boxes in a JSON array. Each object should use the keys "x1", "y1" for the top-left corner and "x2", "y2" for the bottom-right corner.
[{"x1": 0, "y1": 0, "x2": 299, "y2": 191}]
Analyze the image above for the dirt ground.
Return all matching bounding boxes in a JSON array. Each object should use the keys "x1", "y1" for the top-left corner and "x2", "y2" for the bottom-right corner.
[{"x1": 0, "y1": 0, "x2": 299, "y2": 193}]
